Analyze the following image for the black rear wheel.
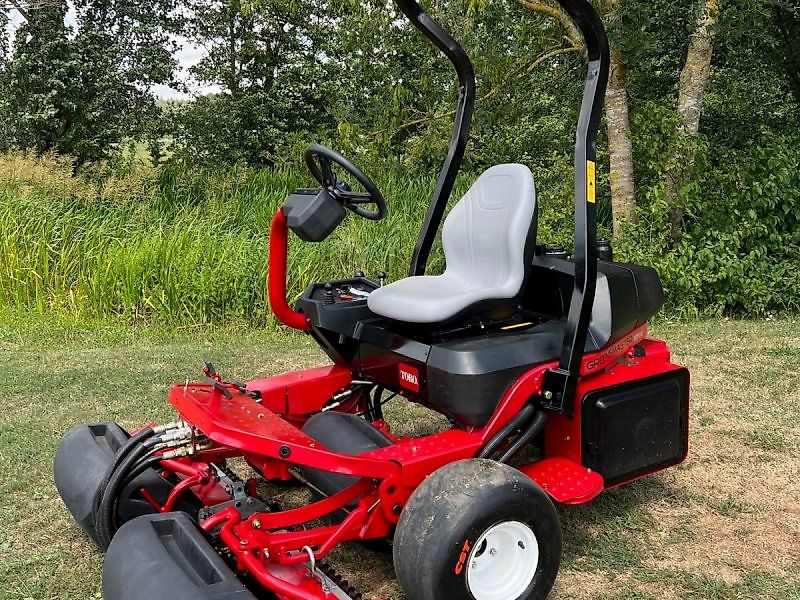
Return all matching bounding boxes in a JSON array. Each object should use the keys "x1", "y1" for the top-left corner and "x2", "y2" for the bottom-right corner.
[{"x1": 393, "y1": 459, "x2": 561, "y2": 600}]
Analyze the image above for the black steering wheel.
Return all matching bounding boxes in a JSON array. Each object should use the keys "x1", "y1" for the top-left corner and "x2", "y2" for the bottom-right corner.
[{"x1": 304, "y1": 144, "x2": 387, "y2": 221}]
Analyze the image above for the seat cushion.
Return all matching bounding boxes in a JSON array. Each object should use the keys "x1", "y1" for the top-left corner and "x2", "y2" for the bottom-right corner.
[
  {"x1": 368, "y1": 164, "x2": 536, "y2": 324},
  {"x1": 366, "y1": 272, "x2": 496, "y2": 324}
]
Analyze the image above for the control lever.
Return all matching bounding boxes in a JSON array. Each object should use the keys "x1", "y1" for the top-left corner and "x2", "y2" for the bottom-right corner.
[
  {"x1": 378, "y1": 272, "x2": 386, "y2": 287},
  {"x1": 203, "y1": 360, "x2": 218, "y2": 379},
  {"x1": 205, "y1": 377, "x2": 233, "y2": 400},
  {"x1": 323, "y1": 283, "x2": 334, "y2": 304}
]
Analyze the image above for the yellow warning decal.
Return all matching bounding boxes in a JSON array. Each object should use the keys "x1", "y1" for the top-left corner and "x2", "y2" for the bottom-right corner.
[{"x1": 587, "y1": 160, "x2": 596, "y2": 204}]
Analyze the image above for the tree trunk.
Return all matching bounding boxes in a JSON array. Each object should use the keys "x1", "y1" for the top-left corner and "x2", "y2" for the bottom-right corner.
[
  {"x1": 604, "y1": 43, "x2": 636, "y2": 241},
  {"x1": 666, "y1": 0, "x2": 722, "y2": 237},
  {"x1": 519, "y1": 0, "x2": 636, "y2": 241}
]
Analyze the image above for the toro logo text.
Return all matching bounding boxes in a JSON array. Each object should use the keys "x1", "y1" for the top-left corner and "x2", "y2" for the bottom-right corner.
[{"x1": 398, "y1": 363, "x2": 421, "y2": 393}]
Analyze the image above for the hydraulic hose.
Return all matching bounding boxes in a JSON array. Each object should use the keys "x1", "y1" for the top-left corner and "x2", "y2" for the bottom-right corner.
[
  {"x1": 92, "y1": 427, "x2": 155, "y2": 515},
  {"x1": 120, "y1": 454, "x2": 164, "y2": 490},
  {"x1": 95, "y1": 442, "x2": 154, "y2": 550},
  {"x1": 497, "y1": 411, "x2": 548, "y2": 464},
  {"x1": 476, "y1": 403, "x2": 536, "y2": 459},
  {"x1": 368, "y1": 386, "x2": 385, "y2": 422}
]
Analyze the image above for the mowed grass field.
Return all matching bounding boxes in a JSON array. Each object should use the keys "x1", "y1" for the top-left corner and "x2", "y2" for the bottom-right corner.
[{"x1": 1, "y1": 318, "x2": 798, "y2": 599}]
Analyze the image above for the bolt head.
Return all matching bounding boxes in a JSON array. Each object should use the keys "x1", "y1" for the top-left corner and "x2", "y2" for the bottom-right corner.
[
  {"x1": 489, "y1": 548, "x2": 497, "y2": 556},
  {"x1": 543, "y1": 390, "x2": 554, "y2": 400},
  {"x1": 240, "y1": 539, "x2": 248, "y2": 546},
  {"x1": 252, "y1": 519, "x2": 261, "y2": 529}
]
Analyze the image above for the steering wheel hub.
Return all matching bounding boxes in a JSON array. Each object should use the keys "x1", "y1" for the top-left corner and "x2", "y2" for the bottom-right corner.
[{"x1": 304, "y1": 144, "x2": 387, "y2": 221}]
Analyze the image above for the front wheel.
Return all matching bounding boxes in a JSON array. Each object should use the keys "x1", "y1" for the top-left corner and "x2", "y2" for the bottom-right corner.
[{"x1": 393, "y1": 459, "x2": 561, "y2": 600}]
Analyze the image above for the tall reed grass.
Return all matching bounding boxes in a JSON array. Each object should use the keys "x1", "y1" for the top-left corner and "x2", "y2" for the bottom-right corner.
[{"x1": 0, "y1": 154, "x2": 492, "y2": 326}]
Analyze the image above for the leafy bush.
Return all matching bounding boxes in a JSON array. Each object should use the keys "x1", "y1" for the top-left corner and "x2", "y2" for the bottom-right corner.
[
  {"x1": 1, "y1": 150, "x2": 797, "y2": 326},
  {"x1": 621, "y1": 111, "x2": 800, "y2": 316}
]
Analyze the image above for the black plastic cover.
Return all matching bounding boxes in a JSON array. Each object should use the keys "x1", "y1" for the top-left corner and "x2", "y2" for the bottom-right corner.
[
  {"x1": 103, "y1": 512, "x2": 257, "y2": 600},
  {"x1": 523, "y1": 256, "x2": 664, "y2": 349},
  {"x1": 54, "y1": 422, "x2": 129, "y2": 545},
  {"x1": 582, "y1": 369, "x2": 689, "y2": 486},
  {"x1": 426, "y1": 320, "x2": 574, "y2": 426},
  {"x1": 283, "y1": 188, "x2": 346, "y2": 242},
  {"x1": 300, "y1": 412, "x2": 393, "y2": 503}
]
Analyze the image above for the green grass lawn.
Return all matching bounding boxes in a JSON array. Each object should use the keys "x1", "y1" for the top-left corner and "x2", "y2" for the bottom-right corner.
[{"x1": 1, "y1": 318, "x2": 798, "y2": 599}]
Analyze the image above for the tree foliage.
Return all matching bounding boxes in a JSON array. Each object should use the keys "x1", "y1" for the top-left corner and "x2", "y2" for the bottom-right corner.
[
  {"x1": 170, "y1": 0, "x2": 340, "y2": 166},
  {"x1": 1, "y1": 0, "x2": 179, "y2": 163},
  {"x1": 0, "y1": 0, "x2": 798, "y2": 316}
]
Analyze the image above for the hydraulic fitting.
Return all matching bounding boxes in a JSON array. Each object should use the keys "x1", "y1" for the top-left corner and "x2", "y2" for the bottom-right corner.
[
  {"x1": 160, "y1": 440, "x2": 213, "y2": 459},
  {"x1": 153, "y1": 420, "x2": 188, "y2": 434}
]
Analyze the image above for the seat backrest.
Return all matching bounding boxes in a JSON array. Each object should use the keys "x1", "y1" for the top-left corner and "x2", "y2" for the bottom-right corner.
[{"x1": 442, "y1": 163, "x2": 537, "y2": 297}]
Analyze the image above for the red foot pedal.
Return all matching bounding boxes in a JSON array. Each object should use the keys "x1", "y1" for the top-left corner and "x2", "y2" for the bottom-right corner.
[{"x1": 520, "y1": 458, "x2": 604, "y2": 505}]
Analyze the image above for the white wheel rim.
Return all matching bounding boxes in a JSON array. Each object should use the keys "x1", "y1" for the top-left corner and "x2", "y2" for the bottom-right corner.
[{"x1": 466, "y1": 520, "x2": 539, "y2": 600}]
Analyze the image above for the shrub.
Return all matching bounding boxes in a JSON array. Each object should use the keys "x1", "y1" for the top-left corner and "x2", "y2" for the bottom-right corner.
[
  {"x1": 621, "y1": 115, "x2": 800, "y2": 316},
  {"x1": 1, "y1": 149, "x2": 797, "y2": 326}
]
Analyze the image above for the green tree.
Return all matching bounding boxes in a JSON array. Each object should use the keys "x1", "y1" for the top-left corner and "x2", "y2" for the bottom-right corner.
[
  {"x1": 1, "y1": 2, "x2": 77, "y2": 156},
  {"x1": 172, "y1": 0, "x2": 339, "y2": 166},
  {"x1": 774, "y1": 1, "x2": 800, "y2": 104},
  {"x1": 0, "y1": 0, "x2": 180, "y2": 164}
]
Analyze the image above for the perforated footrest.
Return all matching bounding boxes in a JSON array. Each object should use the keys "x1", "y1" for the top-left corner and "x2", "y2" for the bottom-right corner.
[{"x1": 520, "y1": 458, "x2": 604, "y2": 505}]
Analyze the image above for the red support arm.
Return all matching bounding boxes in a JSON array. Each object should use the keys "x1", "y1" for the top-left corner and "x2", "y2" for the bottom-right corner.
[{"x1": 269, "y1": 209, "x2": 312, "y2": 331}]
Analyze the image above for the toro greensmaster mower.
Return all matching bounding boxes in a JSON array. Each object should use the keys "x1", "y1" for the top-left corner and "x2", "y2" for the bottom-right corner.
[{"x1": 54, "y1": 1, "x2": 689, "y2": 598}]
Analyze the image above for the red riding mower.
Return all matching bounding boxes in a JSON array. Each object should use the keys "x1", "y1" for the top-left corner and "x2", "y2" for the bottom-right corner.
[{"x1": 54, "y1": 1, "x2": 689, "y2": 598}]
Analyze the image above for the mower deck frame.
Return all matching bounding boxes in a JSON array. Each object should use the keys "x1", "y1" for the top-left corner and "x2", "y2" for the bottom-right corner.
[{"x1": 143, "y1": 323, "x2": 687, "y2": 600}]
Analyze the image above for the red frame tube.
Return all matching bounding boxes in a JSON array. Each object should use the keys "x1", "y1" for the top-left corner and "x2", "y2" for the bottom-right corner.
[
  {"x1": 269, "y1": 209, "x2": 311, "y2": 331},
  {"x1": 159, "y1": 472, "x2": 206, "y2": 512}
]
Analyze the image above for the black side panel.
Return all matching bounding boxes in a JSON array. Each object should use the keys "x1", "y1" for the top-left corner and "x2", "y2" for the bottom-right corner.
[
  {"x1": 582, "y1": 369, "x2": 689, "y2": 486},
  {"x1": 103, "y1": 512, "x2": 257, "y2": 600},
  {"x1": 300, "y1": 412, "x2": 394, "y2": 502},
  {"x1": 425, "y1": 364, "x2": 529, "y2": 428},
  {"x1": 426, "y1": 320, "x2": 573, "y2": 426},
  {"x1": 54, "y1": 422, "x2": 128, "y2": 545}
]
